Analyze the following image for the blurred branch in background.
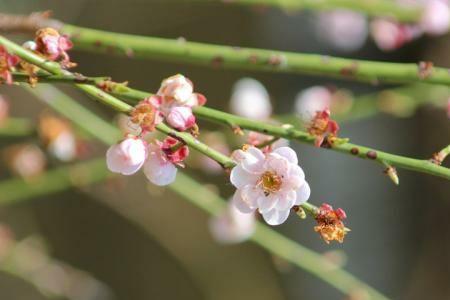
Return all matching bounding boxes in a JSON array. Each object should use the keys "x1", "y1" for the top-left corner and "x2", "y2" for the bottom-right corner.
[
  {"x1": 193, "y1": 0, "x2": 422, "y2": 22},
  {"x1": 1, "y1": 13, "x2": 450, "y2": 86},
  {"x1": 0, "y1": 83, "x2": 389, "y2": 299},
  {"x1": 0, "y1": 117, "x2": 34, "y2": 137},
  {"x1": 0, "y1": 232, "x2": 112, "y2": 300}
]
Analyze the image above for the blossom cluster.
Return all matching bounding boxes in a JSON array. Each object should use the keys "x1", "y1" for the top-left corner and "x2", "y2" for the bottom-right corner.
[{"x1": 106, "y1": 74, "x2": 205, "y2": 185}]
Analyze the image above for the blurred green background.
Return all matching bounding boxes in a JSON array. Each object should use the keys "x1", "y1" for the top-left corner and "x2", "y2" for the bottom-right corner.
[{"x1": 0, "y1": 0, "x2": 449, "y2": 299}]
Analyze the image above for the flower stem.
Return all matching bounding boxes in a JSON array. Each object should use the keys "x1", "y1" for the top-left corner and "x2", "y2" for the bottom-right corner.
[
  {"x1": 20, "y1": 84, "x2": 390, "y2": 300},
  {"x1": 11, "y1": 71, "x2": 109, "y2": 85},
  {"x1": 204, "y1": 0, "x2": 422, "y2": 22},
  {"x1": 3, "y1": 33, "x2": 448, "y2": 181},
  {"x1": 0, "y1": 14, "x2": 448, "y2": 86}
]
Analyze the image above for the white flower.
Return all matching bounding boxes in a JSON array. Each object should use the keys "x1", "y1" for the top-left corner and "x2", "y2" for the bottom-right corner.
[
  {"x1": 166, "y1": 106, "x2": 196, "y2": 131},
  {"x1": 106, "y1": 137, "x2": 147, "y2": 175},
  {"x1": 294, "y1": 86, "x2": 331, "y2": 123},
  {"x1": 143, "y1": 143, "x2": 178, "y2": 186},
  {"x1": 315, "y1": 10, "x2": 368, "y2": 52},
  {"x1": 157, "y1": 74, "x2": 193, "y2": 104},
  {"x1": 209, "y1": 200, "x2": 256, "y2": 244},
  {"x1": 230, "y1": 78, "x2": 272, "y2": 120},
  {"x1": 421, "y1": 0, "x2": 450, "y2": 35},
  {"x1": 48, "y1": 131, "x2": 77, "y2": 162},
  {"x1": 230, "y1": 146, "x2": 311, "y2": 225}
]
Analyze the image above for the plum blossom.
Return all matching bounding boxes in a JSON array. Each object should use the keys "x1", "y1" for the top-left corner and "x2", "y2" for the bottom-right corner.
[
  {"x1": 209, "y1": 200, "x2": 256, "y2": 244},
  {"x1": 106, "y1": 137, "x2": 147, "y2": 175},
  {"x1": 230, "y1": 146, "x2": 310, "y2": 225},
  {"x1": 314, "y1": 203, "x2": 349, "y2": 244},
  {"x1": 370, "y1": 19, "x2": 423, "y2": 51},
  {"x1": 314, "y1": 10, "x2": 368, "y2": 52},
  {"x1": 35, "y1": 27, "x2": 75, "y2": 68},
  {"x1": 421, "y1": 0, "x2": 450, "y2": 35},
  {"x1": 295, "y1": 86, "x2": 332, "y2": 123},
  {"x1": 130, "y1": 96, "x2": 164, "y2": 134},
  {"x1": 229, "y1": 78, "x2": 272, "y2": 120},
  {"x1": 0, "y1": 46, "x2": 20, "y2": 85},
  {"x1": 143, "y1": 137, "x2": 188, "y2": 186},
  {"x1": 294, "y1": 87, "x2": 339, "y2": 147}
]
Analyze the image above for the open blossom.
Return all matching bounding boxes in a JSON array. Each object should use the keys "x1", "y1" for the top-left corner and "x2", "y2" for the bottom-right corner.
[
  {"x1": 314, "y1": 10, "x2": 368, "y2": 52},
  {"x1": 209, "y1": 200, "x2": 256, "y2": 244},
  {"x1": 35, "y1": 28, "x2": 75, "y2": 67},
  {"x1": 106, "y1": 137, "x2": 147, "y2": 175},
  {"x1": 0, "y1": 46, "x2": 20, "y2": 85},
  {"x1": 421, "y1": 0, "x2": 450, "y2": 35},
  {"x1": 229, "y1": 78, "x2": 272, "y2": 120},
  {"x1": 314, "y1": 203, "x2": 349, "y2": 244},
  {"x1": 230, "y1": 146, "x2": 310, "y2": 225},
  {"x1": 143, "y1": 137, "x2": 188, "y2": 186}
]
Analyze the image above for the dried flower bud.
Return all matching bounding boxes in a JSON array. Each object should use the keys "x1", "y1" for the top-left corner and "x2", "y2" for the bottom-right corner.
[
  {"x1": 384, "y1": 165, "x2": 399, "y2": 185},
  {"x1": 0, "y1": 45, "x2": 20, "y2": 85},
  {"x1": 35, "y1": 27, "x2": 75, "y2": 68},
  {"x1": 307, "y1": 109, "x2": 340, "y2": 147},
  {"x1": 314, "y1": 203, "x2": 349, "y2": 244},
  {"x1": 160, "y1": 136, "x2": 189, "y2": 166},
  {"x1": 130, "y1": 96, "x2": 164, "y2": 133}
]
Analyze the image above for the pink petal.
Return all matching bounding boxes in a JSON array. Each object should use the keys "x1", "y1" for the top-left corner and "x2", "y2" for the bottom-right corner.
[
  {"x1": 276, "y1": 190, "x2": 296, "y2": 211},
  {"x1": 241, "y1": 147, "x2": 265, "y2": 173},
  {"x1": 230, "y1": 165, "x2": 257, "y2": 189},
  {"x1": 232, "y1": 188, "x2": 255, "y2": 213},
  {"x1": 257, "y1": 193, "x2": 278, "y2": 213},
  {"x1": 143, "y1": 153, "x2": 177, "y2": 186}
]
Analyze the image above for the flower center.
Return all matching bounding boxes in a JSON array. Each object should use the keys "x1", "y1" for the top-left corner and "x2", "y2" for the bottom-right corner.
[{"x1": 259, "y1": 171, "x2": 282, "y2": 195}]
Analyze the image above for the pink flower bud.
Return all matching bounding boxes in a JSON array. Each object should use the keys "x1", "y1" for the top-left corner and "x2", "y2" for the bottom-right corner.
[
  {"x1": 421, "y1": 0, "x2": 450, "y2": 35},
  {"x1": 106, "y1": 137, "x2": 147, "y2": 175},
  {"x1": 161, "y1": 136, "x2": 189, "y2": 165},
  {"x1": 157, "y1": 74, "x2": 194, "y2": 104},
  {"x1": 166, "y1": 106, "x2": 196, "y2": 131}
]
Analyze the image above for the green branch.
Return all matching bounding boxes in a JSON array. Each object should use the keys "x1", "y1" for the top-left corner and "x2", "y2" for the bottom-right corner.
[
  {"x1": 203, "y1": 0, "x2": 422, "y2": 22},
  {"x1": 3, "y1": 33, "x2": 447, "y2": 180},
  {"x1": 0, "y1": 118, "x2": 34, "y2": 137},
  {"x1": 4, "y1": 83, "x2": 390, "y2": 300},
  {"x1": 0, "y1": 13, "x2": 447, "y2": 86},
  {"x1": 11, "y1": 71, "x2": 109, "y2": 85}
]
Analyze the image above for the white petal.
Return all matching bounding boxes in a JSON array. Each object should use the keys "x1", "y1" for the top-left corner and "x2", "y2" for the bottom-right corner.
[
  {"x1": 230, "y1": 165, "x2": 256, "y2": 189},
  {"x1": 265, "y1": 153, "x2": 289, "y2": 175},
  {"x1": 232, "y1": 189, "x2": 255, "y2": 214},
  {"x1": 295, "y1": 181, "x2": 311, "y2": 205},
  {"x1": 241, "y1": 147, "x2": 265, "y2": 173},
  {"x1": 240, "y1": 185, "x2": 260, "y2": 210},
  {"x1": 257, "y1": 194, "x2": 278, "y2": 213},
  {"x1": 143, "y1": 153, "x2": 177, "y2": 186},
  {"x1": 262, "y1": 209, "x2": 290, "y2": 226},
  {"x1": 289, "y1": 165, "x2": 305, "y2": 180},
  {"x1": 276, "y1": 190, "x2": 296, "y2": 211},
  {"x1": 273, "y1": 147, "x2": 298, "y2": 164},
  {"x1": 106, "y1": 143, "x2": 145, "y2": 175}
]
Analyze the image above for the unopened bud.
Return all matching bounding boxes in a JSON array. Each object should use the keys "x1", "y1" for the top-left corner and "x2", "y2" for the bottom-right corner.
[{"x1": 384, "y1": 165, "x2": 399, "y2": 185}]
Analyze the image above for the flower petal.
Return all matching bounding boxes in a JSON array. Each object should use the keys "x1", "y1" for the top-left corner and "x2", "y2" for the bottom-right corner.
[
  {"x1": 273, "y1": 147, "x2": 298, "y2": 164},
  {"x1": 295, "y1": 181, "x2": 311, "y2": 205},
  {"x1": 232, "y1": 188, "x2": 255, "y2": 213},
  {"x1": 241, "y1": 147, "x2": 265, "y2": 173},
  {"x1": 240, "y1": 185, "x2": 260, "y2": 210},
  {"x1": 276, "y1": 190, "x2": 296, "y2": 211},
  {"x1": 230, "y1": 165, "x2": 256, "y2": 188},
  {"x1": 262, "y1": 209, "x2": 290, "y2": 226},
  {"x1": 143, "y1": 153, "x2": 177, "y2": 186},
  {"x1": 257, "y1": 194, "x2": 278, "y2": 213}
]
